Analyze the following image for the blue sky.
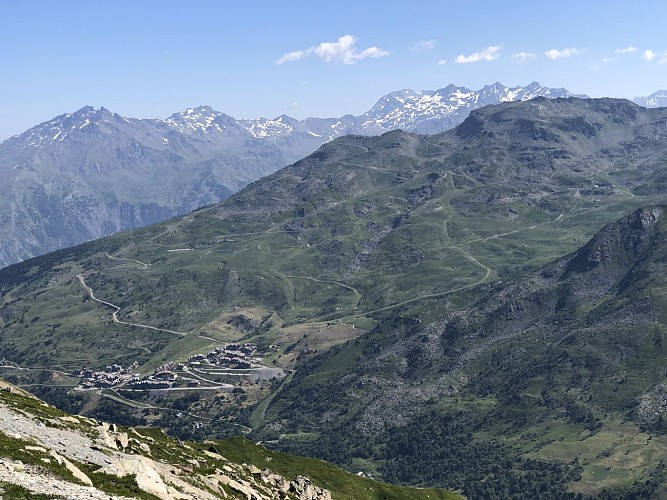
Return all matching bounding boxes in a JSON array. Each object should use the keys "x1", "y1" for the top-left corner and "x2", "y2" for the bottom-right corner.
[{"x1": 1, "y1": 0, "x2": 666, "y2": 140}]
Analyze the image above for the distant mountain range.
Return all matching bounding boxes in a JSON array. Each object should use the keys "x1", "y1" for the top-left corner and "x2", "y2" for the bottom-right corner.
[
  {"x1": 633, "y1": 89, "x2": 667, "y2": 108},
  {"x1": 0, "y1": 82, "x2": 663, "y2": 268}
]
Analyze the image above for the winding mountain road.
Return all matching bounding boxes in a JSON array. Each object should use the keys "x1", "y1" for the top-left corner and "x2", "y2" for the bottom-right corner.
[
  {"x1": 105, "y1": 253, "x2": 150, "y2": 269},
  {"x1": 76, "y1": 274, "x2": 187, "y2": 336}
]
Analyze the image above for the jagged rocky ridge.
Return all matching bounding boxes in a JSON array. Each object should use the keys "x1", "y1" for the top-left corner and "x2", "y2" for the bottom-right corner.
[
  {"x1": 0, "y1": 387, "x2": 328, "y2": 499},
  {"x1": 0, "y1": 381, "x2": 457, "y2": 499}
]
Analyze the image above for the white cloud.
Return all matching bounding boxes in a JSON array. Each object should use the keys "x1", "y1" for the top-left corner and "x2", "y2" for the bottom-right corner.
[
  {"x1": 284, "y1": 101, "x2": 299, "y2": 110},
  {"x1": 659, "y1": 53, "x2": 667, "y2": 64},
  {"x1": 590, "y1": 57, "x2": 613, "y2": 71},
  {"x1": 642, "y1": 49, "x2": 656, "y2": 61},
  {"x1": 512, "y1": 52, "x2": 536, "y2": 63},
  {"x1": 545, "y1": 48, "x2": 582, "y2": 59},
  {"x1": 276, "y1": 35, "x2": 389, "y2": 65},
  {"x1": 454, "y1": 46, "x2": 501, "y2": 64},
  {"x1": 275, "y1": 50, "x2": 306, "y2": 64},
  {"x1": 615, "y1": 45, "x2": 639, "y2": 54},
  {"x1": 438, "y1": 59, "x2": 447, "y2": 65},
  {"x1": 412, "y1": 39, "x2": 436, "y2": 51}
]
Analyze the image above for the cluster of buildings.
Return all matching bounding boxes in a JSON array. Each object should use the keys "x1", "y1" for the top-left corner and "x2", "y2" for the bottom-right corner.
[
  {"x1": 74, "y1": 343, "x2": 263, "y2": 391},
  {"x1": 186, "y1": 343, "x2": 260, "y2": 369},
  {"x1": 75, "y1": 360, "x2": 180, "y2": 390},
  {"x1": 74, "y1": 362, "x2": 139, "y2": 389},
  {"x1": 0, "y1": 358, "x2": 19, "y2": 368},
  {"x1": 125, "y1": 373, "x2": 177, "y2": 390}
]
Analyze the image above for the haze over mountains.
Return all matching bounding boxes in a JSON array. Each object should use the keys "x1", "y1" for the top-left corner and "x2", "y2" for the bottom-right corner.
[
  {"x1": 0, "y1": 81, "x2": 612, "y2": 269},
  {"x1": 2, "y1": 96, "x2": 667, "y2": 496},
  {"x1": 632, "y1": 89, "x2": 667, "y2": 109}
]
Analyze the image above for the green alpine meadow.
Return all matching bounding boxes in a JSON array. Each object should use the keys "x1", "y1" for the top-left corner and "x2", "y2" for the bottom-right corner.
[{"x1": 3, "y1": 96, "x2": 667, "y2": 497}]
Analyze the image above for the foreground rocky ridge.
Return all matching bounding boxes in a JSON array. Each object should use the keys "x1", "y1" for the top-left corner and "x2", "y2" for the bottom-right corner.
[
  {"x1": 0, "y1": 383, "x2": 456, "y2": 499},
  {"x1": 0, "y1": 386, "x2": 327, "y2": 499}
]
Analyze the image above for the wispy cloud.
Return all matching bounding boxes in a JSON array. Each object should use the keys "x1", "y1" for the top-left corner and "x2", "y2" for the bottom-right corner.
[
  {"x1": 276, "y1": 51, "x2": 306, "y2": 64},
  {"x1": 512, "y1": 52, "x2": 536, "y2": 63},
  {"x1": 642, "y1": 49, "x2": 656, "y2": 61},
  {"x1": 454, "y1": 46, "x2": 501, "y2": 64},
  {"x1": 615, "y1": 45, "x2": 639, "y2": 54},
  {"x1": 276, "y1": 35, "x2": 389, "y2": 65},
  {"x1": 590, "y1": 57, "x2": 613, "y2": 71},
  {"x1": 545, "y1": 48, "x2": 582, "y2": 59},
  {"x1": 412, "y1": 39, "x2": 436, "y2": 51},
  {"x1": 437, "y1": 59, "x2": 447, "y2": 65},
  {"x1": 659, "y1": 52, "x2": 667, "y2": 64}
]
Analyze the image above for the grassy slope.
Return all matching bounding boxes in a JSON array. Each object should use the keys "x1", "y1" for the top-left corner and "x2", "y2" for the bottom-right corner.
[
  {"x1": 213, "y1": 437, "x2": 459, "y2": 500},
  {"x1": 0, "y1": 130, "x2": 656, "y2": 373},
  {"x1": 0, "y1": 98, "x2": 666, "y2": 494},
  {"x1": 261, "y1": 207, "x2": 667, "y2": 496}
]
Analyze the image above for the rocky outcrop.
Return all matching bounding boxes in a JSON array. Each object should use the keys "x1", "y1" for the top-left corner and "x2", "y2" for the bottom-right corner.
[
  {"x1": 49, "y1": 450, "x2": 94, "y2": 486},
  {"x1": 0, "y1": 388, "x2": 333, "y2": 500},
  {"x1": 260, "y1": 469, "x2": 332, "y2": 500},
  {"x1": 0, "y1": 460, "x2": 134, "y2": 499}
]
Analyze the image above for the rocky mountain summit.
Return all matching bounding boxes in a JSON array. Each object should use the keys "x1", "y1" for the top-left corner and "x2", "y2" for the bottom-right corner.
[
  {"x1": 0, "y1": 105, "x2": 299, "y2": 269},
  {"x1": 0, "y1": 82, "x2": 583, "y2": 268}
]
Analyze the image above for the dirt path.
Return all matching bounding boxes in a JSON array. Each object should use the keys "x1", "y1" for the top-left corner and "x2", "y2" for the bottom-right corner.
[
  {"x1": 250, "y1": 370, "x2": 296, "y2": 430},
  {"x1": 77, "y1": 274, "x2": 187, "y2": 336},
  {"x1": 273, "y1": 271, "x2": 362, "y2": 309},
  {"x1": 105, "y1": 253, "x2": 150, "y2": 269},
  {"x1": 335, "y1": 246, "x2": 493, "y2": 323}
]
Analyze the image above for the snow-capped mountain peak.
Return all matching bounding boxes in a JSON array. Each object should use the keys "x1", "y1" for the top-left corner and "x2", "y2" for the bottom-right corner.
[
  {"x1": 4, "y1": 106, "x2": 123, "y2": 148},
  {"x1": 2, "y1": 82, "x2": 593, "y2": 150},
  {"x1": 356, "y1": 81, "x2": 584, "y2": 135},
  {"x1": 633, "y1": 90, "x2": 667, "y2": 108},
  {"x1": 482, "y1": 82, "x2": 505, "y2": 94},
  {"x1": 238, "y1": 114, "x2": 301, "y2": 139},
  {"x1": 2, "y1": 82, "x2": 659, "y2": 269},
  {"x1": 162, "y1": 106, "x2": 232, "y2": 134}
]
